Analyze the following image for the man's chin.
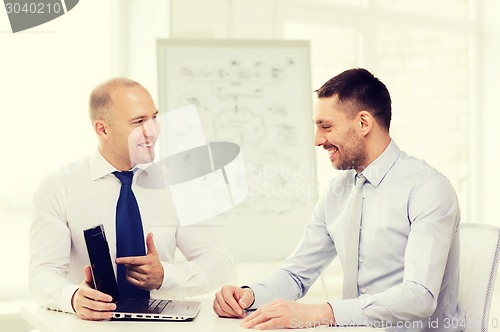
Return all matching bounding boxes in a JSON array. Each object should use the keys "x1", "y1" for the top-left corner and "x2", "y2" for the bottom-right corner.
[
  {"x1": 132, "y1": 154, "x2": 156, "y2": 165},
  {"x1": 330, "y1": 160, "x2": 343, "y2": 170},
  {"x1": 331, "y1": 161, "x2": 356, "y2": 171}
]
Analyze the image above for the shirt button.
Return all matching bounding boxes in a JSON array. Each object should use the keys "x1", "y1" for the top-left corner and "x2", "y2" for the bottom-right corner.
[
  {"x1": 360, "y1": 288, "x2": 367, "y2": 294},
  {"x1": 359, "y1": 225, "x2": 363, "y2": 230},
  {"x1": 359, "y1": 257, "x2": 364, "y2": 263}
]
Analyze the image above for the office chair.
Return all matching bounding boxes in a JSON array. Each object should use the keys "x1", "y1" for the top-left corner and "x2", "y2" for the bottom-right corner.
[{"x1": 459, "y1": 223, "x2": 500, "y2": 332}]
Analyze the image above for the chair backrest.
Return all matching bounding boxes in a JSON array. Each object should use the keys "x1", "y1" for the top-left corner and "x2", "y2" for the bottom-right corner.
[{"x1": 458, "y1": 223, "x2": 500, "y2": 332}]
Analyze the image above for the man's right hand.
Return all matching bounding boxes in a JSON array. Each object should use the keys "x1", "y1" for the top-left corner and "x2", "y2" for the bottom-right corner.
[
  {"x1": 71, "y1": 265, "x2": 117, "y2": 320},
  {"x1": 213, "y1": 285, "x2": 255, "y2": 318}
]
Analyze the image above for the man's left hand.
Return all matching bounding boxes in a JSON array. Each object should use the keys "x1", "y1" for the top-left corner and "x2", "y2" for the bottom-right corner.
[
  {"x1": 241, "y1": 300, "x2": 335, "y2": 330},
  {"x1": 116, "y1": 232, "x2": 164, "y2": 290}
]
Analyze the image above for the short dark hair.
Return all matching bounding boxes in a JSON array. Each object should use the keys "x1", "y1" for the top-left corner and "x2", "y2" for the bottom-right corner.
[{"x1": 315, "y1": 68, "x2": 392, "y2": 130}]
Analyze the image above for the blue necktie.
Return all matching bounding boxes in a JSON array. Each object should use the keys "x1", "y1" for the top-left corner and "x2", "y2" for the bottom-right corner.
[{"x1": 113, "y1": 171, "x2": 150, "y2": 299}]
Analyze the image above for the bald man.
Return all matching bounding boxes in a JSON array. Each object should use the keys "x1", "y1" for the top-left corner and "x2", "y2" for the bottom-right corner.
[{"x1": 29, "y1": 78, "x2": 233, "y2": 320}]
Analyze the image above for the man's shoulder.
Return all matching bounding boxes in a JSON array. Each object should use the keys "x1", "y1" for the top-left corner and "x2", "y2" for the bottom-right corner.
[
  {"x1": 33, "y1": 155, "x2": 92, "y2": 201},
  {"x1": 40, "y1": 155, "x2": 91, "y2": 185},
  {"x1": 390, "y1": 151, "x2": 455, "y2": 195},
  {"x1": 395, "y1": 150, "x2": 446, "y2": 180}
]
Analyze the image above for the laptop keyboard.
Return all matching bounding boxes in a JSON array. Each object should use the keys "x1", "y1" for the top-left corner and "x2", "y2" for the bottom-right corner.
[{"x1": 116, "y1": 298, "x2": 171, "y2": 314}]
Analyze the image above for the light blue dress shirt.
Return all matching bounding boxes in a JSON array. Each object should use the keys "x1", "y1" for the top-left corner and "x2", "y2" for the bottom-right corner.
[{"x1": 249, "y1": 140, "x2": 465, "y2": 331}]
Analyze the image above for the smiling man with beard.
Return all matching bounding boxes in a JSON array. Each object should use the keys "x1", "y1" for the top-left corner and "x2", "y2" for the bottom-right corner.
[
  {"x1": 213, "y1": 68, "x2": 464, "y2": 331},
  {"x1": 29, "y1": 78, "x2": 233, "y2": 320}
]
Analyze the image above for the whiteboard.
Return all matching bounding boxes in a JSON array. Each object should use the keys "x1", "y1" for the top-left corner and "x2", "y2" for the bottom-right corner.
[{"x1": 157, "y1": 39, "x2": 317, "y2": 261}]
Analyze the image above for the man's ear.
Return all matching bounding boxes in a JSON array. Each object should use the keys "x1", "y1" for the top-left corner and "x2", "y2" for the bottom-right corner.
[
  {"x1": 94, "y1": 120, "x2": 108, "y2": 138},
  {"x1": 358, "y1": 111, "x2": 372, "y2": 137}
]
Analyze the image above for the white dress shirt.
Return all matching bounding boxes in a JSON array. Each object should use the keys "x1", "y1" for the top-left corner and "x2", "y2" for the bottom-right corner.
[
  {"x1": 29, "y1": 149, "x2": 233, "y2": 314},
  {"x1": 248, "y1": 140, "x2": 465, "y2": 331}
]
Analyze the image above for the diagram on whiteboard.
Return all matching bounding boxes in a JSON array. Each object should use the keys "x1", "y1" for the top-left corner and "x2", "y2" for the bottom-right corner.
[{"x1": 157, "y1": 40, "x2": 317, "y2": 225}]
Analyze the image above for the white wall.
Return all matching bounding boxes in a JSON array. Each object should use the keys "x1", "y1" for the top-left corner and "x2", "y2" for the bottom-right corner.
[
  {"x1": 114, "y1": 0, "x2": 170, "y2": 102},
  {"x1": 0, "y1": 0, "x2": 114, "y2": 299},
  {"x1": 476, "y1": 0, "x2": 500, "y2": 224}
]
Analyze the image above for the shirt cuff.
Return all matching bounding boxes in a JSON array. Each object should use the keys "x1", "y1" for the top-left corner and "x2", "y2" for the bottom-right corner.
[
  {"x1": 155, "y1": 261, "x2": 209, "y2": 297},
  {"x1": 158, "y1": 261, "x2": 184, "y2": 292},
  {"x1": 328, "y1": 298, "x2": 369, "y2": 327},
  {"x1": 245, "y1": 283, "x2": 273, "y2": 310},
  {"x1": 61, "y1": 284, "x2": 79, "y2": 314}
]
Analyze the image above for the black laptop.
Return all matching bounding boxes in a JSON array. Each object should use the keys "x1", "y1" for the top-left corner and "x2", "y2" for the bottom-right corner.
[{"x1": 83, "y1": 224, "x2": 200, "y2": 320}]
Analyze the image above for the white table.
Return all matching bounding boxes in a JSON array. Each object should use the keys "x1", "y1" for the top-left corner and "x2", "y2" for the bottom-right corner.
[{"x1": 21, "y1": 300, "x2": 381, "y2": 331}]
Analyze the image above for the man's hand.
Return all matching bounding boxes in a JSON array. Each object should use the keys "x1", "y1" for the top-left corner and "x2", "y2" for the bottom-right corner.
[
  {"x1": 213, "y1": 285, "x2": 255, "y2": 318},
  {"x1": 115, "y1": 232, "x2": 164, "y2": 290},
  {"x1": 71, "y1": 265, "x2": 116, "y2": 320},
  {"x1": 241, "y1": 300, "x2": 335, "y2": 330}
]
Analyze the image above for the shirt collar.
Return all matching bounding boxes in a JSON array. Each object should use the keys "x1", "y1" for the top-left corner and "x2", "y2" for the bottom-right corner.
[
  {"x1": 90, "y1": 149, "x2": 153, "y2": 181},
  {"x1": 357, "y1": 139, "x2": 400, "y2": 187}
]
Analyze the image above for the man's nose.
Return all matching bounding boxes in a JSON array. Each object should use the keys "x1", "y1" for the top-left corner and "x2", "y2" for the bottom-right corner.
[
  {"x1": 141, "y1": 118, "x2": 160, "y2": 138},
  {"x1": 314, "y1": 129, "x2": 326, "y2": 146}
]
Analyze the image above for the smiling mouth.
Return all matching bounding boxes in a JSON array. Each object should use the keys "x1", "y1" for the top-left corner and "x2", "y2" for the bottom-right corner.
[
  {"x1": 324, "y1": 144, "x2": 338, "y2": 161},
  {"x1": 138, "y1": 141, "x2": 154, "y2": 148},
  {"x1": 328, "y1": 148, "x2": 338, "y2": 161}
]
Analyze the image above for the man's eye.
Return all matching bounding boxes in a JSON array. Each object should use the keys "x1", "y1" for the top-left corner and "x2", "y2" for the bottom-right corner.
[
  {"x1": 322, "y1": 126, "x2": 331, "y2": 130},
  {"x1": 133, "y1": 120, "x2": 144, "y2": 125}
]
